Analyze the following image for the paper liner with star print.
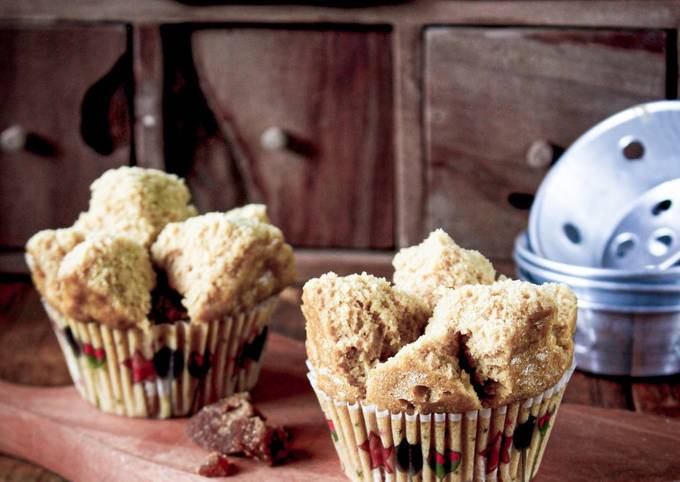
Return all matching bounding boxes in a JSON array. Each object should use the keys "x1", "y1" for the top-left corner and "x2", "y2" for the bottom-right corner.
[
  {"x1": 307, "y1": 360, "x2": 574, "y2": 482},
  {"x1": 44, "y1": 296, "x2": 277, "y2": 419}
]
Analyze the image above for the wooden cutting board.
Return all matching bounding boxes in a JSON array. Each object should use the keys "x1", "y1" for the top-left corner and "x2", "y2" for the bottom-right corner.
[{"x1": 1, "y1": 334, "x2": 679, "y2": 481}]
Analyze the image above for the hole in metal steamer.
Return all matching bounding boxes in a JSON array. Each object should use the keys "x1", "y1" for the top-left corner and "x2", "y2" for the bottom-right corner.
[
  {"x1": 619, "y1": 137, "x2": 645, "y2": 160},
  {"x1": 563, "y1": 223, "x2": 582, "y2": 244},
  {"x1": 652, "y1": 199, "x2": 672, "y2": 216},
  {"x1": 613, "y1": 233, "x2": 637, "y2": 258},
  {"x1": 648, "y1": 228, "x2": 675, "y2": 257}
]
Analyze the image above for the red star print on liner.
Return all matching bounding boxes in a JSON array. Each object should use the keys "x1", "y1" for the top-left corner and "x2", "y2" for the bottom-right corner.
[
  {"x1": 82, "y1": 343, "x2": 105, "y2": 366},
  {"x1": 123, "y1": 350, "x2": 156, "y2": 383},
  {"x1": 479, "y1": 431, "x2": 503, "y2": 473},
  {"x1": 537, "y1": 409, "x2": 554, "y2": 436},
  {"x1": 359, "y1": 431, "x2": 394, "y2": 474}
]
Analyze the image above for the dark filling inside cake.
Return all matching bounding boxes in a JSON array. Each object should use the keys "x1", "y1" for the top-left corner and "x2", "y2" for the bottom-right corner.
[{"x1": 150, "y1": 269, "x2": 188, "y2": 324}]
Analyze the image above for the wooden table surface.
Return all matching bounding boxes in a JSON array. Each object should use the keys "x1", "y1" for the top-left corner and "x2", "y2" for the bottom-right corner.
[{"x1": 1, "y1": 280, "x2": 680, "y2": 481}]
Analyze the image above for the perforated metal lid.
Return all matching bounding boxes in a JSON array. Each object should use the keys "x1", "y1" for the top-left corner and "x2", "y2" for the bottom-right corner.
[{"x1": 529, "y1": 100, "x2": 680, "y2": 268}]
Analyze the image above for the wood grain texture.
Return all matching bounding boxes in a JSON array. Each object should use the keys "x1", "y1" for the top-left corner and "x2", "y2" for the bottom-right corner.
[
  {"x1": 0, "y1": 25, "x2": 131, "y2": 248},
  {"x1": 632, "y1": 376, "x2": 680, "y2": 418},
  {"x1": 563, "y1": 371, "x2": 632, "y2": 410},
  {"x1": 394, "y1": 25, "x2": 426, "y2": 248},
  {"x1": 2, "y1": 1, "x2": 680, "y2": 27},
  {"x1": 2, "y1": 335, "x2": 680, "y2": 481},
  {"x1": 0, "y1": 335, "x2": 348, "y2": 482},
  {"x1": 190, "y1": 27, "x2": 394, "y2": 249},
  {"x1": 133, "y1": 24, "x2": 164, "y2": 170},
  {"x1": 0, "y1": 454, "x2": 66, "y2": 482},
  {"x1": 424, "y1": 28, "x2": 668, "y2": 259}
]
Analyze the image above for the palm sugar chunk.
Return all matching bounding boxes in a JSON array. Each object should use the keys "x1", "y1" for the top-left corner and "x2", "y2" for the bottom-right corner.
[
  {"x1": 197, "y1": 452, "x2": 235, "y2": 477},
  {"x1": 187, "y1": 393, "x2": 290, "y2": 465}
]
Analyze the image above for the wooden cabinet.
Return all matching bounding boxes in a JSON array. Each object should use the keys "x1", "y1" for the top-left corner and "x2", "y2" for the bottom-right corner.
[
  {"x1": 0, "y1": 25, "x2": 131, "y2": 248},
  {"x1": 164, "y1": 27, "x2": 394, "y2": 249},
  {"x1": 424, "y1": 28, "x2": 669, "y2": 260},
  {"x1": 2, "y1": 2, "x2": 680, "y2": 276}
]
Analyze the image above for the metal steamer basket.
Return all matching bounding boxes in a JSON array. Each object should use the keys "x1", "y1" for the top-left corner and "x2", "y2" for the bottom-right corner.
[
  {"x1": 515, "y1": 233, "x2": 680, "y2": 376},
  {"x1": 516, "y1": 100, "x2": 680, "y2": 376}
]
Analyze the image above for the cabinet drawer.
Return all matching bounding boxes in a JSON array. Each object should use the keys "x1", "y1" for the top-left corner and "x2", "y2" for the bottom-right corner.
[
  {"x1": 0, "y1": 24, "x2": 131, "y2": 247},
  {"x1": 424, "y1": 28, "x2": 668, "y2": 259},
  {"x1": 167, "y1": 27, "x2": 394, "y2": 249}
]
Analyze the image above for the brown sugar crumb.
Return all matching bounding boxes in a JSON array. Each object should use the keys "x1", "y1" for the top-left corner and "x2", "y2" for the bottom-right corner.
[
  {"x1": 393, "y1": 229, "x2": 496, "y2": 310},
  {"x1": 187, "y1": 393, "x2": 291, "y2": 465},
  {"x1": 302, "y1": 272, "x2": 430, "y2": 403},
  {"x1": 198, "y1": 452, "x2": 235, "y2": 478}
]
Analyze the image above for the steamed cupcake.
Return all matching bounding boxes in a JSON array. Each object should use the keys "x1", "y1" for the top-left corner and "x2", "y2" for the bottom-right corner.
[
  {"x1": 26, "y1": 167, "x2": 295, "y2": 418},
  {"x1": 303, "y1": 231, "x2": 576, "y2": 482}
]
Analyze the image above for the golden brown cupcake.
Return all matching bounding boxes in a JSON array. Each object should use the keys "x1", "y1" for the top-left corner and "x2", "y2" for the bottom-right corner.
[
  {"x1": 26, "y1": 168, "x2": 294, "y2": 419},
  {"x1": 393, "y1": 229, "x2": 496, "y2": 310},
  {"x1": 304, "y1": 231, "x2": 577, "y2": 482}
]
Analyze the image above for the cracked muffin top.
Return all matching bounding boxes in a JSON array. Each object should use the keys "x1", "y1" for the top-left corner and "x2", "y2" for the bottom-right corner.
[
  {"x1": 393, "y1": 229, "x2": 496, "y2": 311},
  {"x1": 302, "y1": 272, "x2": 430, "y2": 402},
  {"x1": 25, "y1": 167, "x2": 295, "y2": 329},
  {"x1": 26, "y1": 227, "x2": 86, "y2": 312},
  {"x1": 57, "y1": 233, "x2": 156, "y2": 330},
  {"x1": 304, "y1": 231, "x2": 576, "y2": 413},
  {"x1": 74, "y1": 166, "x2": 197, "y2": 248},
  {"x1": 151, "y1": 212, "x2": 295, "y2": 322}
]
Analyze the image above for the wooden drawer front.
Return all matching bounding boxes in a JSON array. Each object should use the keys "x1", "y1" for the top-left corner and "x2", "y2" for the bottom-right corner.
[
  {"x1": 0, "y1": 25, "x2": 131, "y2": 247},
  {"x1": 424, "y1": 28, "x2": 668, "y2": 260},
  {"x1": 188, "y1": 28, "x2": 394, "y2": 249}
]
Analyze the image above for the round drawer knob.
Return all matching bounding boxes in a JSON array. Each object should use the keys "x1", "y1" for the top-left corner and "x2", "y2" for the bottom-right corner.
[
  {"x1": 526, "y1": 140, "x2": 564, "y2": 168},
  {"x1": 0, "y1": 125, "x2": 27, "y2": 153},
  {"x1": 260, "y1": 126, "x2": 289, "y2": 152}
]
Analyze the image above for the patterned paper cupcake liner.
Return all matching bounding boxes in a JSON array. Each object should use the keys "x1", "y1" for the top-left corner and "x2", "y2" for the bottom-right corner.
[
  {"x1": 44, "y1": 296, "x2": 278, "y2": 419},
  {"x1": 307, "y1": 360, "x2": 575, "y2": 482}
]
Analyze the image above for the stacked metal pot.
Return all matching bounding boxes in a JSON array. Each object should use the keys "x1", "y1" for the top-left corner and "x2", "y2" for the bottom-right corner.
[{"x1": 514, "y1": 101, "x2": 680, "y2": 376}]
